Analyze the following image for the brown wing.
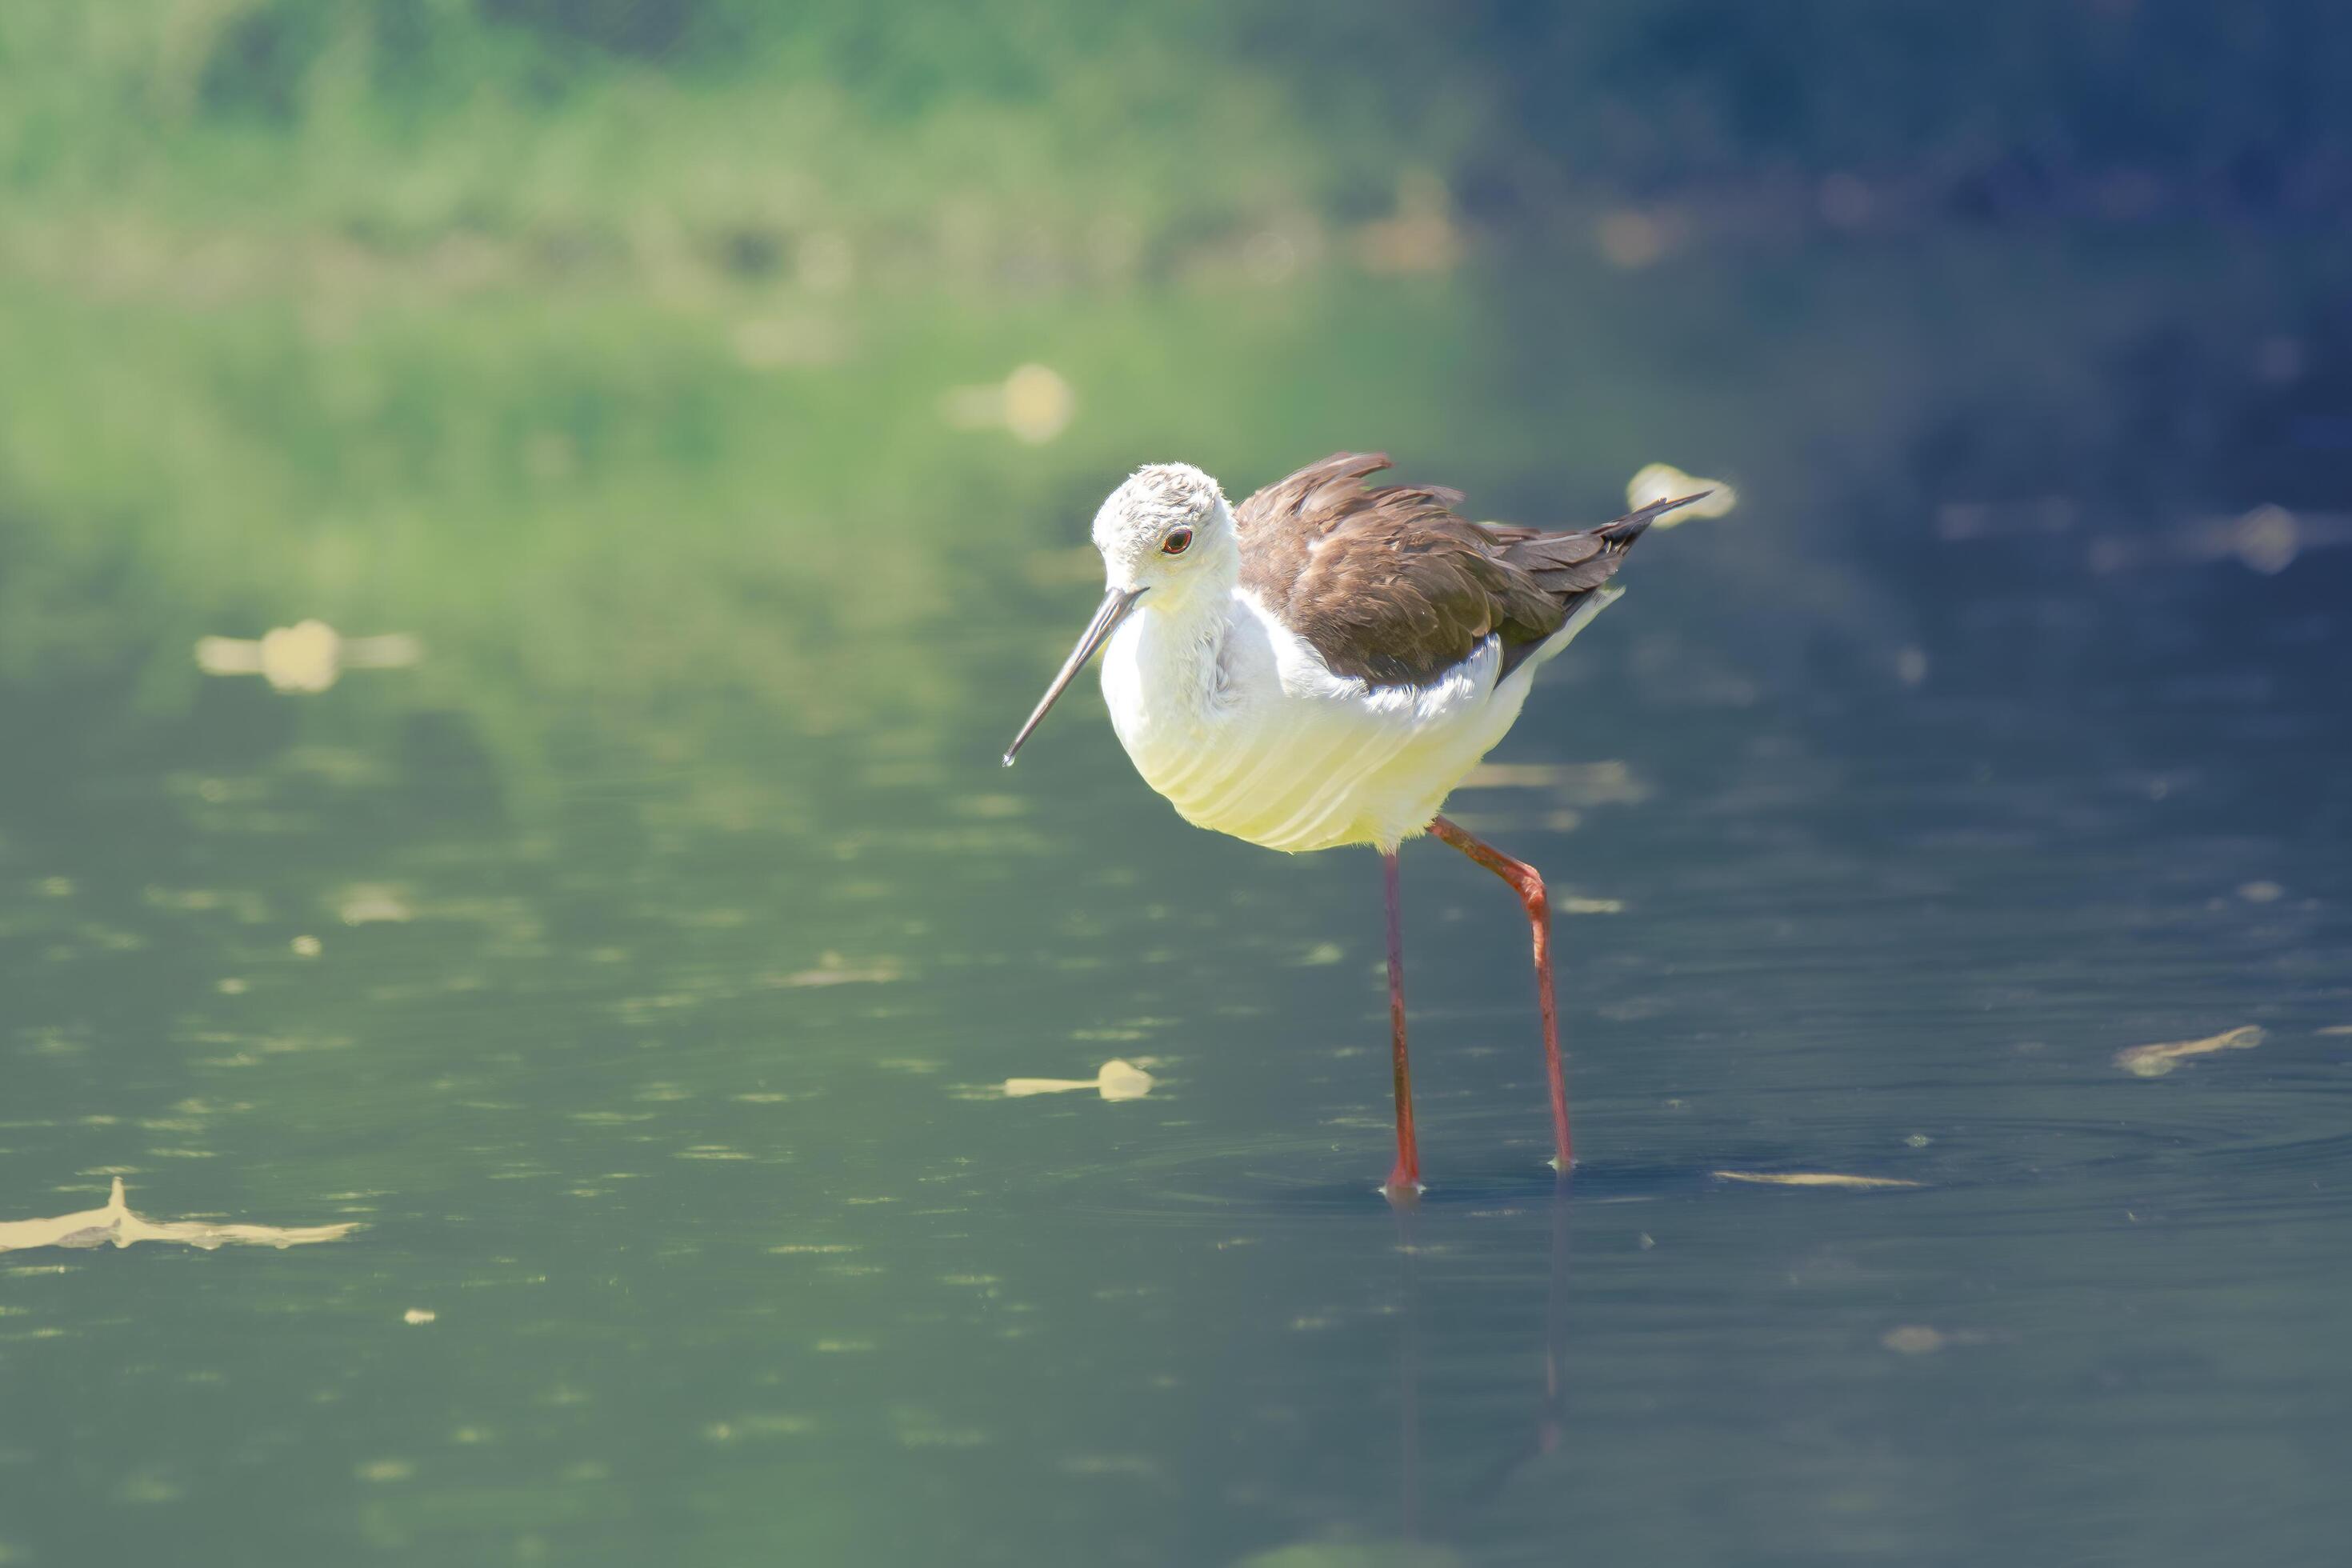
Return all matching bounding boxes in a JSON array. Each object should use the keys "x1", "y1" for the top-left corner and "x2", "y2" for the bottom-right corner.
[{"x1": 1234, "y1": 452, "x2": 1681, "y2": 687}]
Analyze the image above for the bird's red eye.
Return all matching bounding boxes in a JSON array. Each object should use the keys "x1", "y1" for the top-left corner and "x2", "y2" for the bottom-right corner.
[{"x1": 1161, "y1": 526, "x2": 1194, "y2": 556}]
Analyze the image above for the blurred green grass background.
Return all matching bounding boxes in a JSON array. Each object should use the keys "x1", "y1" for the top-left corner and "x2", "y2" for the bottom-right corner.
[{"x1": 4, "y1": 2, "x2": 2348, "y2": 747}]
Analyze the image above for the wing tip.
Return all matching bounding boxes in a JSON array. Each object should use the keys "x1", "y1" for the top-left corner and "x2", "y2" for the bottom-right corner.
[{"x1": 1602, "y1": 489, "x2": 1711, "y2": 545}]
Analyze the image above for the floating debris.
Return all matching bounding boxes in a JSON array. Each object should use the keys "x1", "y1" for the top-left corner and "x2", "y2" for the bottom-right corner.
[
  {"x1": 1003, "y1": 1059, "x2": 1154, "y2": 1102},
  {"x1": 703, "y1": 1412, "x2": 816, "y2": 1443},
  {"x1": 0, "y1": 1178, "x2": 359, "y2": 1253},
  {"x1": 1714, "y1": 1171, "x2": 1922, "y2": 1190},
  {"x1": 1627, "y1": 462, "x2": 1738, "y2": 522},
  {"x1": 2115, "y1": 1024, "x2": 2264, "y2": 1078},
  {"x1": 194, "y1": 621, "x2": 421, "y2": 694},
  {"x1": 2086, "y1": 504, "x2": 2352, "y2": 576},
  {"x1": 336, "y1": 886, "x2": 414, "y2": 925},
  {"x1": 1556, "y1": 895, "x2": 1624, "y2": 915},
  {"x1": 1882, "y1": 1325, "x2": 1989, "y2": 1354},
  {"x1": 942, "y1": 363, "x2": 1074, "y2": 445},
  {"x1": 775, "y1": 953, "x2": 905, "y2": 987}
]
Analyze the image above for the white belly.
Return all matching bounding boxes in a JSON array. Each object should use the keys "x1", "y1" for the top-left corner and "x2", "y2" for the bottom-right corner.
[{"x1": 1100, "y1": 587, "x2": 1621, "y2": 853}]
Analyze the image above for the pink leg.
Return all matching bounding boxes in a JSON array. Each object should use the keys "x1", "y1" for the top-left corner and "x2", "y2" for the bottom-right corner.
[
  {"x1": 1428, "y1": 816, "x2": 1572, "y2": 1171},
  {"x1": 1382, "y1": 850, "x2": 1422, "y2": 1196}
]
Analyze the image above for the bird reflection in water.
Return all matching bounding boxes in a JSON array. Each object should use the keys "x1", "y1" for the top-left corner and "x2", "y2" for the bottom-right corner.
[
  {"x1": 1394, "y1": 1184, "x2": 1575, "y2": 1546},
  {"x1": 1239, "y1": 1191, "x2": 1573, "y2": 1566}
]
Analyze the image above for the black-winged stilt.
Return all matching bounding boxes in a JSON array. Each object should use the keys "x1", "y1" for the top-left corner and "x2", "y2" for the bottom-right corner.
[{"x1": 1005, "y1": 453, "x2": 1700, "y2": 1195}]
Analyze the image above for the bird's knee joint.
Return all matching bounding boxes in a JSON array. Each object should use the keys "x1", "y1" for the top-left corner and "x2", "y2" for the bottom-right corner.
[{"x1": 1514, "y1": 870, "x2": 1548, "y2": 918}]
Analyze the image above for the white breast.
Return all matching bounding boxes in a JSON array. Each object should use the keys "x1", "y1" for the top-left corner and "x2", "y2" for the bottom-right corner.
[{"x1": 1100, "y1": 586, "x2": 1620, "y2": 853}]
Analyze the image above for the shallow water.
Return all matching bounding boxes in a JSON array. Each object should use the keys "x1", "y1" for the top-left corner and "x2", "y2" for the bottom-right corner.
[{"x1": 2, "y1": 234, "x2": 2350, "y2": 1566}]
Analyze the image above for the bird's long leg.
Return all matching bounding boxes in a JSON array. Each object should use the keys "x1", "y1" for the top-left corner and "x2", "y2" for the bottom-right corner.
[
  {"x1": 1428, "y1": 816, "x2": 1571, "y2": 1171},
  {"x1": 1382, "y1": 849, "x2": 1422, "y2": 1197}
]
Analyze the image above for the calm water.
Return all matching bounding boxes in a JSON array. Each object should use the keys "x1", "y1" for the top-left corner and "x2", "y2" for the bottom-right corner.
[{"x1": 3, "y1": 234, "x2": 2349, "y2": 1566}]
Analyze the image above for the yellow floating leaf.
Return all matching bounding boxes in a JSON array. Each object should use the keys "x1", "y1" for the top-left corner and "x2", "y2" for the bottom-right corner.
[
  {"x1": 942, "y1": 364, "x2": 1074, "y2": 445},
  {"x1": 1714, "y1": 1170, "x2": 1922, "y2": 1190},
  {"x1": 1096, "y1": 1059, "x2": 1154, "y2": 1101},
  {"x1": 0, "y1": 1178, "x2": 358, "y2": 1253},
  {"x1": 1002, "y1": 1058, "x2": 1154, "y2": 1101},
  {"x1": 1627, "y1": 462, "x2": 1738, "y2": 522},
  {"x1": 1000, "y1": 1078, "x2": 1088, "y2": 1098},
  {"x1": 2114, "y1": 1025, "x2": 2263, "y2": 1078},
  {"x1": 194, "y1": 622, "x2": 421, "y2": 695}
]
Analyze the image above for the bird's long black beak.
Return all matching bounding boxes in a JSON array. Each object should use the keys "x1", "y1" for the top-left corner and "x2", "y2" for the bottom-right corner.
[{"x1": 1002, "y1": 586, "x2": 1147, "y2": 766}]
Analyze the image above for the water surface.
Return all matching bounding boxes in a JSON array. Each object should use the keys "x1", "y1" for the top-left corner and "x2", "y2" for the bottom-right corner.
[{"x1": 2, "y1": 233, "x2": 2348, "y2": 1566}]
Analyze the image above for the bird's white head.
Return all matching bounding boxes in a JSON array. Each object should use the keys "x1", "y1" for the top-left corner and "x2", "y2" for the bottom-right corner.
[
  {"x1": 1002, "y1": 462, "x2": 1235, "y2": 766},
  {"x1": 1090, "y1": 462, "x2": 1237, "y2": 605}
]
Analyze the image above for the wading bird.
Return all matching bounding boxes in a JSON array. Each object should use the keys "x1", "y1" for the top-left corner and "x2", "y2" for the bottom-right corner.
[{"x1": 1004, "y1": 454, "x2": 1696, "y2": 1196}]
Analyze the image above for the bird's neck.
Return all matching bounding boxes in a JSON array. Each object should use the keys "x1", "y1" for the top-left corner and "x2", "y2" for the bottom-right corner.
[{"x1": 1109, "y1": 578, "x2": 1234, "y2": 733}]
